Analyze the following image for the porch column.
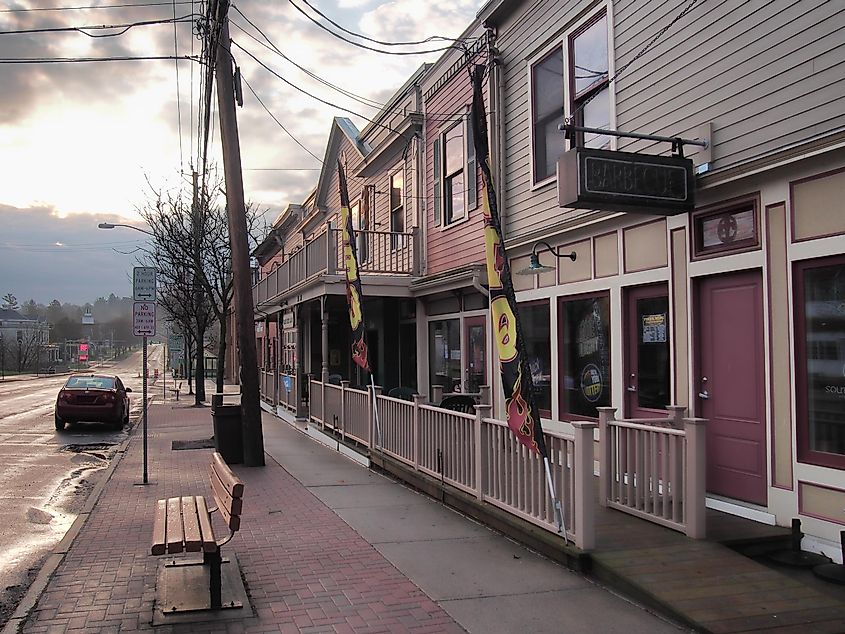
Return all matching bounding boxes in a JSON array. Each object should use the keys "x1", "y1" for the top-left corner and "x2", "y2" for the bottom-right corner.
[
  {"x1": 294, "y1": 304, "x2": 306, "y2": 420},
  {"x1": 321, "y1": 296, "x2": 329, "y2": 383},
  {"x1": 684, "y1": 417, "x2": 708, "y2": 539}
]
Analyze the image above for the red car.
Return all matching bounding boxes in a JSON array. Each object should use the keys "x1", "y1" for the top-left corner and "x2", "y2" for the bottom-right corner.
[{"x1": 55, "y1": 374, "x2": 131, "y2": 431}]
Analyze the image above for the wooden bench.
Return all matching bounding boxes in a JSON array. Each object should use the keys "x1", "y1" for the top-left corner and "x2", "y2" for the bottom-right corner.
[{"x1": 150, "y1": 452, "x2": 244, "y2": 610}]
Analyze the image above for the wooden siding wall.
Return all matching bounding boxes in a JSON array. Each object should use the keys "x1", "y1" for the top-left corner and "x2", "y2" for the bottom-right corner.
[
  {"x1": 424, "y1": 68, "x2": 486, "y2": 275},
  {"x1": 614, "y1": 0, "x2": 845, "y2": 168},
  {"x1": 495, "y1": 0, "x2": 611, "y2": 243}
]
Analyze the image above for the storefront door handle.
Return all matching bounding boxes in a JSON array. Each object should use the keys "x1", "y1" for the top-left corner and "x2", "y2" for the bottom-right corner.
[
  {"x1": 698, "y1": 390, "x2": 710, "y2": 400},
  {"x1": 627, "y1": 386, "x2": 637, "y2": 392}
]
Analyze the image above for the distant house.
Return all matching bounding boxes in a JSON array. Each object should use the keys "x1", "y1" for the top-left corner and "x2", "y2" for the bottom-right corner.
[{"x1": 0, "y1": 307, "x2": 52, "y2": 372}]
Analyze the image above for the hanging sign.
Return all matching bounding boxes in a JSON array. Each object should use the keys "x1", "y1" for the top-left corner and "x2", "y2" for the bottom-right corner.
[{"x1": 558, "y1": 147, "x2": 695, "y2": 215}]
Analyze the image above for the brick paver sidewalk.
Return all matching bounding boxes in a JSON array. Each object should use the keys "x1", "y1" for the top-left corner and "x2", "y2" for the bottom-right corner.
[{"x1": 20, "y1": 404, "x2": 464, "y2": 633}]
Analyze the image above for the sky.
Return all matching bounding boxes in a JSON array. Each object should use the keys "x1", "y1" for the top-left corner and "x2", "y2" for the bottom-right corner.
[{"x1": 0, "y1": 0, "x2": 482, "y2": 304}]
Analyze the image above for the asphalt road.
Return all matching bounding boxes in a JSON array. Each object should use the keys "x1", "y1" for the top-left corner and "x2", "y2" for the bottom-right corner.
[{"x1": 0, "y1": 344, "x2": 165, "y2": 628}]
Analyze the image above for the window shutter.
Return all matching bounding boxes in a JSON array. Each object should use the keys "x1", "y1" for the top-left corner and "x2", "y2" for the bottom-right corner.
[
  {"x1": 465, "y1": 113, "x2": 477, "y2": 210},
  {"x1": 433, "y1": 137, "x2": 442, "y2": 225}
]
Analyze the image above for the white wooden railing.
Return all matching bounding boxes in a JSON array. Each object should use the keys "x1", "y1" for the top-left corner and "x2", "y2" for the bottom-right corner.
[
  {"x1": 308, "y1": 381, "x2": 597, "y2": 550},
  {"x1": 598, "y1": 406, "x2": 707, "y2": 539},
  {"x1": 260, "y1": 370, "x2": 276, "y2": 405}
]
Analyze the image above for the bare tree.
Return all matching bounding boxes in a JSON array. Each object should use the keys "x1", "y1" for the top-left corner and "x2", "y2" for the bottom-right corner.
[{"x1": 137, "y1": 170, "x2": 265, "y2": 403}]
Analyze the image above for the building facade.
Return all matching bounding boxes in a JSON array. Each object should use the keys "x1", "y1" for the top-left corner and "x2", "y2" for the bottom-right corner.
[{"x1": 246, "y1": 0, "x2": 845, "y2": 556}]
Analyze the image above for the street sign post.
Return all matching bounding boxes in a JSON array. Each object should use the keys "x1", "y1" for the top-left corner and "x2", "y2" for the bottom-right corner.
[
  {"x1": 133, "y1": 267, "x2": 157, "y2": 301},
  {"x1": 132, "y1": 270, "x2": 157, "y2": 485}
]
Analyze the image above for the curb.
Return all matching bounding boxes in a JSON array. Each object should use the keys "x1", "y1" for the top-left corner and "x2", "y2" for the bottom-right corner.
[{"x1": 1, "y1": 411, "x2": 141, "y2": 634}]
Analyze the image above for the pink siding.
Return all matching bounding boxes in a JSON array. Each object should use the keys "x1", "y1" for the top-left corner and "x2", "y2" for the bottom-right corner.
[{"x1": 425, "y1": 73, "x2": 486, "y2": 276}]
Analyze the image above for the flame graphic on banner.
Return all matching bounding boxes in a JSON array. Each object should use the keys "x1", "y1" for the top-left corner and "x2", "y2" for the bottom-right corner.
[
  {"x1": 471, "y1": 64, "x2": 548, "y2": 459},
  {"x1": 338, "y1": 160, "x2": 370, "y2": 372}
]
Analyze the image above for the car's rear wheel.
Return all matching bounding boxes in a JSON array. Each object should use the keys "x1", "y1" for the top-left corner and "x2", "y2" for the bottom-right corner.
[{"x1": 54, "y1": 413, "x2": 64, "y2": 431}]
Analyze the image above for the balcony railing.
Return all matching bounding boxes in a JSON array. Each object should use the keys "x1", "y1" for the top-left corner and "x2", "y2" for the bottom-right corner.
[{"x1": 253, "y1": 224, "x2": 417, "y2": 308}]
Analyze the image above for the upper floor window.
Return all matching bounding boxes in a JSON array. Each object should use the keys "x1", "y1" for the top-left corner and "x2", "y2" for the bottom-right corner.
[
  {"x1": 432, "y1": 113, "x2": 477, "y2": 228},
  {"x1": 390, "y1": 171, "x2": 404, "y2": 250},
  {"x1": 530, "y1": 9, "x2": 610, "y2": 184}
]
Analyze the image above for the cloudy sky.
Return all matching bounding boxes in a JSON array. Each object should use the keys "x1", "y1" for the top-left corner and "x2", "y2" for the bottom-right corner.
[{"x1": 0, "y1": 0, "x2": 482, "y2": 304}]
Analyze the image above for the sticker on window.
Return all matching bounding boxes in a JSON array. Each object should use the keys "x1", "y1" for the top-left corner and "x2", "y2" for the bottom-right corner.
[{"x1": 642, "y1": 313, "x2": 667, "y2": 343}]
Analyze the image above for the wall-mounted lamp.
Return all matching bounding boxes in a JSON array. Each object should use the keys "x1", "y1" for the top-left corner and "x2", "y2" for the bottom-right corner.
[{"x1": 516, "y1": 241, "x2": 576, "y2": 275}]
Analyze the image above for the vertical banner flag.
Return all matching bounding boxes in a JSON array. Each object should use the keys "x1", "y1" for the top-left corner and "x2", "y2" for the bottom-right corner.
[
  {"x1": 470, "y1": 65, "x2": 548, "y2": 460},
  {"x1": 337, "y1": 159, "x2": 370, "y2": 371}
]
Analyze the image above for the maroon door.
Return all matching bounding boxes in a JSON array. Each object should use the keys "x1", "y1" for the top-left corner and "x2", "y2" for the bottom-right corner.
[
  {"x1": 696, "y1": 271, "x2": 767, "y2": 505},
  {"x1": 625, "y1": 284, "x2": 671, "y2": 418}
]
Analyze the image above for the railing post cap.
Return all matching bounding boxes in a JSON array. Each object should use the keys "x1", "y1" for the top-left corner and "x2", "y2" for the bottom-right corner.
[
  {"x1": 665, "y1": 405, "x2": 687, "y2": 412},
  {"x1": 683, "y1": 417, "x2": 708, "y2": 425},
  {"x1": 595, "y1": 407, "x2": 617, "y2": 412},
  {"x1": 412, "y1": 393, "x2": 427, "y2": 403},
  {"x1": 341, "y1": 380, "x2": 350, "y2": 387},
  {"x1": 571, "y1": 420, "x2": 598, "y2": 429},
  {"x1": 474, "y1": 403, "x2": 493, "y2": 413}
]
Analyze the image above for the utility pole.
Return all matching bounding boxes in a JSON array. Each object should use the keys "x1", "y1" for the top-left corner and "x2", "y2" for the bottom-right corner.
[
  {"x1": 213, "y1": 0, "x2": 264, "y2": 466},
  {"x1": 192, "y1": 170, "x2": 206, "y2": 405}
]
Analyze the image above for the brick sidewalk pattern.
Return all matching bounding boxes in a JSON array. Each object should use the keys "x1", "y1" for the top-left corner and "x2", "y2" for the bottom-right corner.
[{"x1": 21, "y1": 404, "x2": 464, "y2": 633}]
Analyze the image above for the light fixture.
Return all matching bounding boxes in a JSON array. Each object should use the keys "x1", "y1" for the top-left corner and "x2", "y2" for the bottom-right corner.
[{"x1": 516, "y1": 241, "x2": 576, "y2": 276}]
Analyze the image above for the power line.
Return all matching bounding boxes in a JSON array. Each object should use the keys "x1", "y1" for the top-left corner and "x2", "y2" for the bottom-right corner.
[
  {"x1": 0, "y1": 1, "x2": 194, "y2": 12},
  {"x1": 294, "y1": 0, "x2": 467, "y2": 47},
  {"x1": 284, "y1": 0, "x2": 460, "y2": 56},
  {"x1": 229, "y1": 10, "x2": 384, "y2": 110},
  {"x1": 239, "y1": 73, "x2": 323, "y2": 164},
  {"x1": 0, "y1": 55, "x2": 199, "y2": 64},
  {"x1": 0, "y1": 15, "x2": 196, "y2": 37},
  {"x1": 172, "y1": 0, "x2": 184, "y2": 171}
]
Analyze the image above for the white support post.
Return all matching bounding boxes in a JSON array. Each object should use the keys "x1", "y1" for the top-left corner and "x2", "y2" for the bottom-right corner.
[
  {"x1": 572, "y1": 421, "x2": 598, "y2": 551},
  {"x1": 684, "y1": 417, "x2": 707, "y2": 539}
]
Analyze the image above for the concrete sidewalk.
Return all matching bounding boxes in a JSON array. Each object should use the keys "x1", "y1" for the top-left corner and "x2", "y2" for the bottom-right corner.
[{"x1": 6, "y1": 402, "x2": 684, "y2": 633}]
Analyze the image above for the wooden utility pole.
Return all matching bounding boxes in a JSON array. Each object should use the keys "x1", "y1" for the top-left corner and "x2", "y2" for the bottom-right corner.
[{"x1": 213, "y1": 0, "x2": 264, "y2": 466}]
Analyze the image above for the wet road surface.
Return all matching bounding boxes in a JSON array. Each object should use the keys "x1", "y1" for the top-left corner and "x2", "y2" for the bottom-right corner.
[{"x1": 0, "y1": 345, "x2": 164, "y2": 627}]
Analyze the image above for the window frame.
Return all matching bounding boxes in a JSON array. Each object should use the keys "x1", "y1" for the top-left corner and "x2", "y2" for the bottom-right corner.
[
  {"x1": 528, "y1": 6, "x2": 611, "y2": 188},
  {"x1": 794, "y1": 253, "x2": 845, "y2": 470},
  {"x1": 389, "y1": 170, "x2": 404, "y2": 251},
  {"x1": 691, "y1": 194, "x2": 761, "y2": 260},
  {"x1": 519, "y1": 298, "x2": 553, "y2": 418},
  {"x1": 557, "y1": 290, "x2": 612, "y2": 421},
  {"x1": 432, "y1": 112, "x2": 476, "y2": 229},
  {"x1": 568, "y1": 10, "x2": 611, "y2": 149}
]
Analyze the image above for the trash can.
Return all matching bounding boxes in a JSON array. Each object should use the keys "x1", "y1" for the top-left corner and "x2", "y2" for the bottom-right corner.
[{"x1": 212, "y1": 404, "x2": 243, "y2": 464}]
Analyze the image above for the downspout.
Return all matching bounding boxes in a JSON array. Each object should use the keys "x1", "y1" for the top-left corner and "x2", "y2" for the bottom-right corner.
[{"x1": 471, "y1": 271, "x2": 488, "y2": 298}]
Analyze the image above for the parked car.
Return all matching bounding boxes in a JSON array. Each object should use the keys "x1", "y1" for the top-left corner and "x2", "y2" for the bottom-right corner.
[{"x1": 55, "y1": 374, "x2": 131, "y2": 431}]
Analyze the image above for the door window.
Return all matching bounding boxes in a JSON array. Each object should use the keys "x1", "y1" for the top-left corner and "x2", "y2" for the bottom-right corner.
[
  {"x1": 521, "y1": 301, "x2": 552, "y2": 416},
  {"x1": 429, "y1": 319, "x2": 461, "y2": 393},
  {"x1": 559, "y1": 294, "x2": 611, "y2": 418},
  {"x1": 465, "y1": 319, "x2": 486, "y2": 393},
  {"x1": 635, "y1": 296, "x2": 670, "y2": 410}
]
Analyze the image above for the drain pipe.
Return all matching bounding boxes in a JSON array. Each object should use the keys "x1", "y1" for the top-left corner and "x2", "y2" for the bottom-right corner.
[{"x1": 471, "y1": 272, "x2": 488, "y2": 298}]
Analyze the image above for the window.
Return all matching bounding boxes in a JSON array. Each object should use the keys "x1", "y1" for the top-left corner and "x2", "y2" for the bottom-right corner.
[
  {"x1": 521, "y1": 301, "x2": 552, "y2": 416},
  {"x1": 432, "y1": 115, "x2": 476, "y2": 227},
  {"x1": 530, "y1": 10, "x2": 610, "y2": 184},
  {"x1": 693, "y1": 199, "x2": 759, "y2": 258},
  {"x1": 558, "y1": 293, "x2": 611, "y2": 418},
  {"x1": 795, "y1": 256, "x2": 845, "y2": 469},
  {"x1": 429, "y1": 319, "x2": 461, "y2": 392},
  {"x1": 390, "y1": 171, "x2": 404, "y2": 250},
  {"x1": 351, "y1": 199, "x2": 368, "y2": 263}
]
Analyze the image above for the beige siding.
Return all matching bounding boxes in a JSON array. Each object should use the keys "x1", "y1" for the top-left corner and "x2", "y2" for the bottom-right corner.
[
  {"x1": 614, "y1": 0, "x2": 845, "y2": 167},
  {"x1": 792, "y1": 167, "x2": 845, "y2": 241}
]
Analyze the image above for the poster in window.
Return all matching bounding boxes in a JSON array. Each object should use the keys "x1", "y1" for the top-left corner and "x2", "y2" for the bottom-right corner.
[
  {"x1": 563, "y1": 297, "x2": 610, "y2": 416},
  {"x1": 642, "y1": 313, "x2": 667, "y2": 343}
]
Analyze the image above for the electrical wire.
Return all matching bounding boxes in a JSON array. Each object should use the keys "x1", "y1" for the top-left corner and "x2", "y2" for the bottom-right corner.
[
  {"x1": 284, "y1": 0, "x2": 460, "y2": 56},
  {"x1": 566, "y1": 0, "x2": 701, "y2": 125},
  {"x1": 0, "y1": 55, "x2": 199, "y2": 64},
  {"x1": 229, "y1": 12, "x2": 384, "y2": 110},
  {"x1": 172, "y1": 0, "x2": 184, "y2": 172},
  {"x1": 293, "y1": 0, "x2": 467, "y2": 47},
  {"x1": 239, "y1": 74, "x2": 324, "y2": 164},
  {"x1": 0, "y1": 15, "x2": 197, "y2": 37},
  {"x1": 1, "y1": 2, "x2": 195, "y2": 12}
]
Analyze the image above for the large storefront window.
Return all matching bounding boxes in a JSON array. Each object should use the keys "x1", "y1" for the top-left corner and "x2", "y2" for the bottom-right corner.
[
  {"x1": 521, "y1": 301, "x2": 552, "y2": 416},
  {"x1": 429, "y1": 319, "x2": 461, "y2": 393},
  {"x1": 559, "y1": 294, "x2": 611, "y2": 418},
  {"x1": 796, "y1": 257, "x2": 845, "y2": 468}
]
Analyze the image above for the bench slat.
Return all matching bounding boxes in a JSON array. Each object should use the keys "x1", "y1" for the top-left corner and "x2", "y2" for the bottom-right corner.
[
  {"x1": 196, "y1": 495, "x2": 217, "y2": 552},
  {"x1": 181, "y1": 496, "x2": 202, "y2": 552},
  {"x1": 151, "y1": 499, "x2": 167, "y2": 555},
  {"x1": 209, "y1": 464, "x2": 244, "y2": 517},
  {"x1": 166, "y1": 497, "x2": 184, "y2": 554},
  {"x1": 211, "y1": 453, "x2": 244, "y2": 498}
]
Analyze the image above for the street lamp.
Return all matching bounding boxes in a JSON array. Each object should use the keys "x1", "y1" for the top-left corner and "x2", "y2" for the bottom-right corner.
[
  {"x1": 97, "y1": 222, "x2": 153, "y2": 236},
  {"x1": 515, "y1": 241, "x2": 577, "y2": 275}
]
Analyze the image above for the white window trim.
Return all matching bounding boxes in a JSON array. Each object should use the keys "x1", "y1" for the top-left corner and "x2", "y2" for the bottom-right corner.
[
  {"x1": 438, "y1": 116, "x2": 470, "y2": 229},
  {"x1": 526, "y1": 3, "x2": 616, "y2": 192}
]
